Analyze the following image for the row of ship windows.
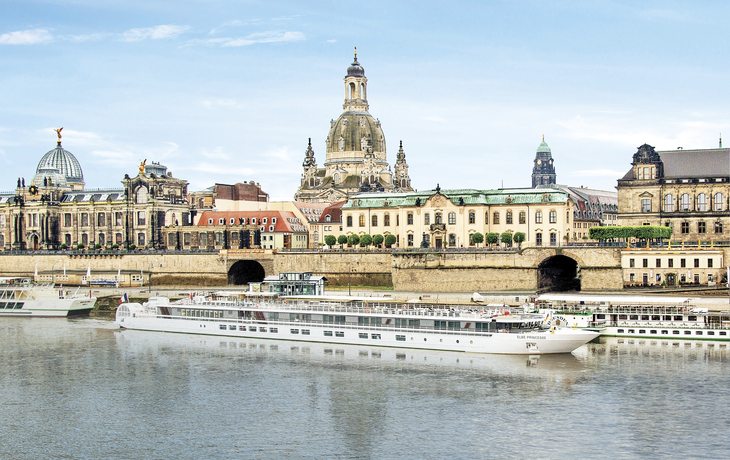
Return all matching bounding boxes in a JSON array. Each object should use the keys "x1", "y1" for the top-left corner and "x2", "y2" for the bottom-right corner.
[
  {"x1": 215, "y1": 325, "x2": 472, "y2": 343},
  {"x1": 616, "y1": 329, "x2": 727, "y2": 336},
  {"x1": 0, "y1": 302, "x2": 24, "y2": 309},
  {"x1": 346, "y1": 210, "x2": 567, "y2": 227}
]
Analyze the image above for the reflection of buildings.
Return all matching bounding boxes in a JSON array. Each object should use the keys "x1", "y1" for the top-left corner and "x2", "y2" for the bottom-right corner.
[
  {"x1": 295, "y1": 51, "x2": 413, "y2": 203},
  {"x1": 0, "y1": 136, "x2": 190, "y2": 250}
]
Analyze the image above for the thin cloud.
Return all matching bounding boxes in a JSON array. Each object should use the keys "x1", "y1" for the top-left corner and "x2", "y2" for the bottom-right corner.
[
  {"x1": 209, "y1": 20, "x2": 244, "y2": 35},
  {"x1": 190, "y1": 31, "x2": 304, "y2": 47},
  {"x1": 327, "y1": 39, "x2": 337, "y2": 43},
  {"x1": 201, "y1": 98, "x2": 245, "y2": 110},
  {"x1": 123, "y1": 25, "x2": 189, "y2": 42},
  {"x1": 64, "y1": 33, "x2": 110, "y2": 42},
  {"x1": 0, "y1": 28, "x2": 53, "y2": 45}
]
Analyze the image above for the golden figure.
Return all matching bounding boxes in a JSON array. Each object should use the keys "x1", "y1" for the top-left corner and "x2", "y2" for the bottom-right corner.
[
  {"x1": 54, "y1": 127, "x2": 63, "y2": 143},
  {"x1": 139, "y1": 159, "x2": 147, "y2": 175}
]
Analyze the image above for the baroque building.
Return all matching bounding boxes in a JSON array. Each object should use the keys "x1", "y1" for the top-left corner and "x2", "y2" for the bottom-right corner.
[
  {"x1": 0, "y1": 133, "x2": 190, "y2": 251},
  {"x1": 330, "y1": 186, "x2": 574, "y2": 248},
  {"x1": 294, "y1": 51, "x2": 413, "y2": 203},
  {"x1": 617, "y1": 142, "x2": 730, "y2": 241}
]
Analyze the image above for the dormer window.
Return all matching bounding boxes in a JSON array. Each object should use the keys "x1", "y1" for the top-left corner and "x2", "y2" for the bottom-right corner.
[
  {"x1": 219, "y1": 218, "x2": 225, "y2": 225},
  {"x1": 263, "y1": 217, "x2": 267, "y2": 224},
  {"x1": 251, "y1": 218, "x2": 257, "y2": 224},
  {"x1": 269, "y1": 225, "x2": 275, "y2": 231},
  {"x1": 230, "y1": 218, "x2": 235, "y2": 224},
  {"x1": 208, "y1": 218, "x2": 213, "y2": 224},
  {"x1": 272, "y1": 218, "x2": 277, "y2": 224}
]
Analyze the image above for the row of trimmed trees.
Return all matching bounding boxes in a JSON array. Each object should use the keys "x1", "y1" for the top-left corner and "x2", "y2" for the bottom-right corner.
[
  {"x1": 324, "y1": 234, "x2": 397, "y2": 248},
  {"x1": 469, "y1": 231, "x2": 526, "y2": 248},
  {"x1": 588, "y1": 226, "x2": 672, "y2": 243}
]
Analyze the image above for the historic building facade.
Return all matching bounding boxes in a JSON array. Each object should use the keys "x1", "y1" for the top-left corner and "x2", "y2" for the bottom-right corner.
[
  {"x1": 617, "y1": 143, "x2": 730, "y2": 242},
  {"x1": 294, "y1": 51, "x2": 413, "y2": 203},
  {"x1": 0, "y1": 135, "x2": 190, "y2": 251},
  {"x1": 330, "y1": 187, "x2": 574, "y2": 248}
]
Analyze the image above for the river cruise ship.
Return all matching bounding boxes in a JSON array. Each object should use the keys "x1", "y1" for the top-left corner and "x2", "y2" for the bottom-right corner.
[
  {"x1": 0, "y1": 278, "x2": 97, "y2": 317},
  {"x1": 537, "y1": 294, "x2": 730, "y2": 341},
  {"x1": 115, "y1": 295, "x2": 599, "y2": 354}
]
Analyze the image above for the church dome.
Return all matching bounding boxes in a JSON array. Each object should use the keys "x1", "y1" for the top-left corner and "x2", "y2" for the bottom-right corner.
[
  {"x1": 347, "y1": 55, "x2": 365, "y2": 77},
  {"x1": 327, "y1": 112, "x2": 385, "y2": 155},
  {"x1": 36, "y1": 143, "x2": 84, "y2": 186}
]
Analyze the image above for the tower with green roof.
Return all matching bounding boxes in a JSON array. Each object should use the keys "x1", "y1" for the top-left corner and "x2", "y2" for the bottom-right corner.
[{"x1": 532, "y1": 136, "x2": 556, "y2": 188}]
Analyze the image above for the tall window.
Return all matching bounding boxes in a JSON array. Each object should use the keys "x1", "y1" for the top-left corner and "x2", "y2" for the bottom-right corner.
[
  {"x1": 448, "y1": 212, "x2": 456, "y2": 224},
  {"x1": 384, "y1": 214, "x2": 390, "y2": 226},
  {"x1": 407, "y1": 234, "x2": 414, "y2": 246},
  {"x1": 536, "y1": 233, "x2": 542, "y2": 246},
  {"x1": 641, "y1": 199, "x2": 651, "y2": 213},
  {"x1": 550, "y1": 232, "x2": 556, "y2": 246},
  {"x1": 81, "y1": 234, "x2": 88, "y2": 246},
  {"x1": 435, "y1": 212, "x2": 442, "y2": 224},
  {"x1": 506, "y1": 211, "x2": 513, "y2": 224},
  {"x1": 680, "y1": 194, "x2": 691, "y2": 211},
  {"x1": 535, "y1": 211, "x2": 542, "y2": 224},
  {"x1": 493, "y1": 212, "x2": 500, "y2": 224},
  {"x1": 347, "y1": 215, "x2": 353, "y2": 227},
  {"x1": 519, "y1": 211, "x2": 526, "y2": 224},
  {"x1": 468, "y1": 212, "x2": 475, "y2": 224},
  {"x1": 98, "y1": 213, "x2": 106, "y2": 227},
  {"x1": 136, "y1": 187, "x2": 148, "y2": 204},
  {"x1": 137, "y1": 211, "x2": 146, "y2": 226},
  {"x1": 372, "y1": 215, "x2": 378, "y2": 227},
  {"x1": 549, "y1": 210, "x2": 557, "y2": 223},
  {"x1": 681, "y1": 221, "x2": 689, "y2": 234},
  {"x1": 115, "y1": 212, "x2": 123, "y2": 226},
  {"x1": 449, "y1": 233, "x2": 456, "y2": 246},
  {"x1": 714, "y1": 193, "x2": 724, "y2": 211},
  {"x1": 138, "y1": 233, "x2": 145, "y2": 246},
  {"x1": 359, "y1": 215, "x2": 365, "y2": 227},
  {"x1": 697, "y1": 193, "x2": 708, "y2": 211},
  {"x1": 698, "y1": 222, "x2": 706, "y2": 234},
  {"x1": 664, "y1": 194, "x2": 674, "y2": 212},
  {"x1": 424, "y1": 213, "x2": 430, "y2": 225},
  {"x1": 81, "y1": 213, "x2": 89, "y2": 227},
  {"x1": 715, "y1": 221, "x2": 723, "y2": 233},
  {"x1": 407, "y1": 213, "x2": 413, "y2": 225},
  {"x1": 98, "y1": 233, "x2": 105, "y2": 246},
  {"x1": 484, "y1": 212, "x2": 489, "y2": 224}
]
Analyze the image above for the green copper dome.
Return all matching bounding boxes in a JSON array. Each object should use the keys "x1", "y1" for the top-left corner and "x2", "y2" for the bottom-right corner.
[{"x1": 537, "y1": 140, "x2": 551, "y2": 153}]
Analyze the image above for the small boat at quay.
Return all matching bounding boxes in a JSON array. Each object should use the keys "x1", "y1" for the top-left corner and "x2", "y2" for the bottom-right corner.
[
  {"x1": 537, "y1": 294, "x2": 730, "y2": 341},
  {"x1": 0, "y1": 278, "x2": 96, "y2": 317},
  {"x1": 116, "y1": 294, "x2": 599, "y2": 355}
]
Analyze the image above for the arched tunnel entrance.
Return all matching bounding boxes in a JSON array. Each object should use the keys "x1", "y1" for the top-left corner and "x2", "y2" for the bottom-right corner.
[
  {"x1": 228, "y1": 260, "x2": 266, "y2": 285},
  {"x1": 538, "y1": 255, "x2": 580, "y2": 292}
]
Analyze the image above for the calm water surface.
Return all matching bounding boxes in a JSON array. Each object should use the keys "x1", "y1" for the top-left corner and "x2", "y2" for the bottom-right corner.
[{"x1": 0, "y1": 318, "x2": 728, "y2": 460}]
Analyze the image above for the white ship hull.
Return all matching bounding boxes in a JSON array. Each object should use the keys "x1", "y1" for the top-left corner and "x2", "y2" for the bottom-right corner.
[
  {"x1": 0, "y1": 285, "x2": 96, "y2": 317},
  {"x1": 116, "y1": 298, "x2": 598, "y2": 355}
]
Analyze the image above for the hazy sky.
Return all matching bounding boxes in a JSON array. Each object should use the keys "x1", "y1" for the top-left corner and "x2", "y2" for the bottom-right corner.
[{"x1": 2, "y1": 1, "x2": 729, "y2": 200}]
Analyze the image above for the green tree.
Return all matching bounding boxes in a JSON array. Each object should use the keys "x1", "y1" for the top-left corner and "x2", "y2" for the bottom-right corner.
[
  {"x1": 372, "y1": 234, "x2": 384, "y2": 246},
  {"x1": 486, "y1": 232, "x2": 499, "y2": 247},
  {"x1": 360, "y1": 234, "x2": 373, "y2": 247},
  {"x1": 77, "y1": 243, "x2": 85, "y2": 250},
  {"x1": 384, "y1": 234, "x2": 397, "y2": 247},
  {"x1": 500, "y1": 232, "x2": 513, "y2": 246},
  {"x1": 513, "y1": 232, "x2": 525, "y2": 247},
  {"x1": 470, "y1": 232, "x2": 484, "y2": 246},
  {"x1": 348, "y1": 234, "x2": 360, "y2": 246},
  {"x1": 337, "y1": 234, "x2": 348, "y2": 248},
  {"x1": 324, "y1": 235, "x2": 336, "y2": 246}
]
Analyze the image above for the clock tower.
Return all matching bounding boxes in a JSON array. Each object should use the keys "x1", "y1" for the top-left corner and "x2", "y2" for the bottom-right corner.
[{"x1": 531, "y1": 136, "x2": 556, "y2": 188}]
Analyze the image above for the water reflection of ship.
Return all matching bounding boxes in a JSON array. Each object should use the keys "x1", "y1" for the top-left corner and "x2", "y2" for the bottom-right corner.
[
  {"x1": 114, "y1": 329, "x2": 586, "y2": 376},
  {"x1": 574, "y1": 336, "x2": 730, "y2": 361}
]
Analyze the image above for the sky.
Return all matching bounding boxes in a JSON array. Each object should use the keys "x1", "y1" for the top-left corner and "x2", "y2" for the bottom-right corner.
[{"x1": 2, "y1": 0, "x2": 730, "y2": 200}]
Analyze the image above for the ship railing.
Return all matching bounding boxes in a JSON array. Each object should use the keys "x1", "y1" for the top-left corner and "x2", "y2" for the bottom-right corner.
[{"x1": 604, "y1": 321, "x2": 728, "y2": 330}]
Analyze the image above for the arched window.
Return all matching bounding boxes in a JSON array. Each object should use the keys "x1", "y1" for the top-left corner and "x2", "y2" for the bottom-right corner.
[
  {"x1": 136, "y1": 187, "x2": 148, "y2": 204},
  {"x1": 493, "y1": 212, "x2": 500, "y2": 224},
  {"x1": 506, "y1": 211, "x2": 513, "y2": 224},
  {"x1": 333, "y1": 173, "x2": 340, "y2": 184},
  {"x1": 407, "y1": 213, "x2": 414, "y2": 225},
  {"x1": 549, "y1": 210, "x2": 557, "y2": 224},
  {"x1": 680, "y1": 194, "x2": 691, "y2": 211},
  {"x1": 664, "y1": 194, "x2": 674, "y2": 212},
  {"x1": 349, "y1": 82, "x2": 356, "y2": 99},
  {"x1": 535, "y1": 211, "x2": 543, "y2": 224},
  {"x1": 346, "y1": 215, "x2": 353, "y2": 227},
  {"x1": 449, "y1": 233, "x2": 456, "y2": 246},
  {"x1": 372, "y1": 215, "x2": 378, "y2": 227},
  {"x1": 98, "y1": 213, "x2": 106, "y2": 226},
  {"x1": 359, "y1": 214, "x2": 365, "y2": 227},
  {"x1": 98, "y1": 233, "x2": 105, "y2": 246},
  {"x1": 697, "y1": 193, "x2": 708, "y2": 211},
  {"x1": 485, "y1": 212, "x2": 489, "y2": 224},
  {"x1": 714, "y1": 193, "x2": 724, "y2": 211},
  {"x1": 448, "y1": 212, "x2": 456, "y2": 225},
  {"x1": 435, "y1": 212, "x2": 442, "y2": 224},
  {"x1": 468, "y1": 211, "x2": 475, "y2": 224},
  {"x1": 519, "y1": 211, "x2": 526, "y2": 224},
  {"x1": 384, "y1": 213, "x2": 390, "y2": 226}
]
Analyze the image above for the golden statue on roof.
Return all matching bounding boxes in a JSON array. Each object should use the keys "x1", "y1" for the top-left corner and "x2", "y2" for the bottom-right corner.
[
  {"x1": 54, "y1": 127, "x2": 63, "y2": 143},
  {"x1": 139, "y1": 159, "x2": 147, "y2": 175}
]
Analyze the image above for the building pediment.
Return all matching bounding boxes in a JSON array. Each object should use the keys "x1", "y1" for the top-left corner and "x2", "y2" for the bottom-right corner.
[
  {"x1": 425, "y1": 193, "x2": 451, "y2": 208},
  {"x1": 639, "y1": 191, "x2": 654, "y2": 197}
]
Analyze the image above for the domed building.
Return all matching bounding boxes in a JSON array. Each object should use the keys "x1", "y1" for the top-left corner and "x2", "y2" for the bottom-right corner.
[
  {"x1": 34, "y1": 139, "x2": 85, "y2": 190},
  {"x1": 295, "y1": 51, "x2": 413, "y2": 203}
]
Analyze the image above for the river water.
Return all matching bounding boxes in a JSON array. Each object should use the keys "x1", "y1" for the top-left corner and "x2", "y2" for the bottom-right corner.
[{"x1": 1, "y1": 318, "x2": 728, "y2": 460}]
